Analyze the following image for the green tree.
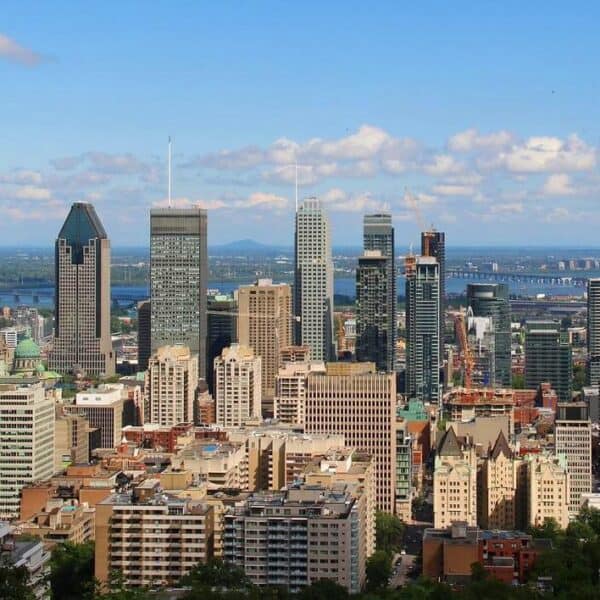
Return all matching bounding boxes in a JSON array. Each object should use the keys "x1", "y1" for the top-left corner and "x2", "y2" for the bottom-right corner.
[
  {"x1": 365, "y1": 550, "x2": 392, "y2": 592},
  {"x1": 94, "y1": 571, "x2": 151, "y2": 600},
  {"x1": 0, "y1": 560, "x2": 35, "y2": 600},
  {"x1": 375, "y1": 511, "x2": 405, "y2": 555},
  {"x1": 573, "y1": 363, "x2": 586, "y2": 391},
  {"x1": 512, "y1": 373, "x2": 525, "y2": 389},
  {"x1": 180, "y1": 558, "x2": 252, "y2": 597},
  {"x1": 297, "y1": 579, "x2": 348, "y2": 600},
  {"x1": 49, "y1": 540, "x2": 95, "y2": 600}
]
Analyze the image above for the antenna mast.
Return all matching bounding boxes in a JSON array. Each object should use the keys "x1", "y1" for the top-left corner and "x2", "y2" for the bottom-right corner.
[{"x1": 168, "y1": 136, "x2": 172, "y2": 208}]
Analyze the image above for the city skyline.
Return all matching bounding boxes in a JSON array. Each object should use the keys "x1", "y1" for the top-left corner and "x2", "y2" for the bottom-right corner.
[{"x1": 2, "y1": 3, "x2": 600, "y2": 246}]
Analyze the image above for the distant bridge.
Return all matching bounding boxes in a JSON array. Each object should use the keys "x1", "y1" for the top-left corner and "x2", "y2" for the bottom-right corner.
[
  {"x1": 0, "y1": 288, "x2": 148, "y2": 307},
  {"x1": 446, "y1": 269, "x2": 588, "y2": 287}
]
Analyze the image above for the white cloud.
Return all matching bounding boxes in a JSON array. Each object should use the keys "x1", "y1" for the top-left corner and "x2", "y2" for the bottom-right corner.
[
  {"x1": 422, "y1": 154, "x2": 464, "y2": 176},
  {"x1": 492, "y1": 135, "x2": 595, "y2": 173},
  {"x1": 489, "y1": 202, "x2": 524, "y2": 214},
  {"x1": 0, "y1": 33, "x2": 45, "y2": 67},
  {"x1": 153, "y1": 197, "x2": 227, "y2": 210},
  {"x1": 448, "y1": 128, "x2": 514, "y2": 152},
  {"x1": 14, "y1": 185, "x2": 52, "y2": 200},
  {"x1": 321, "y1": 188, "x2": 390, "y2": 213},
  {"x1": 542, "y1": 173, "x2": 575, "y2": 196},
  {"x1": 246, "y1": 192, "x2": 288, "y2": 210},
  {"x1": 432, "y1": 184, "x2": 475, "y2": 196}
]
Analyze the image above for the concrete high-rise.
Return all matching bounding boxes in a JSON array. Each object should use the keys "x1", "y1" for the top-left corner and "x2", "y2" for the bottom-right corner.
[
  {"x1": 304, "y1": 365, "x2": 397, "y2": 512},
  {"x1": 422, "y1": 229, "x2": 445, "y2": 354},
  {"x1": 73, "y1": 385, "x2": 124, "y2": 449},
  {"x1": 359, "y1": 214, "x2": 396, "y2": 371},
  {"x1": 150, "y1": 208, "x2": 208, "y2": 378},
  {"x1": 206, "y1": 294, "x2": 237, "y2": 395},
  {"x1": 49, "y1": 203, "x2": 114, "y2": 376},
  {"x1": 294, "y1": 198, "x2": 334, "y2": 362},
  {"x1": 467, "y1": 283, "x2": 512, "y2": 387},
  {"x1": 587, "y1": 279, "x2": 600, "y2": 386},
  {"x1": 524, "y1": 320, "x2": 572, "y2": 402},
  {"x1": 238, "y1": 279, "x2": 292, "y2": 415},
  {"x1": 405, "y1": 255, "x2": 441, "y2": 404},
  {"x1": 356, "y1": 251, "x2": 393, "y2": 372},
  {"x1": 0, "y1": 382, "x2": 54, "y2": 519},
  {"x1": 214, "y1": 344, "x2": 262, "y2": 427},
  {"x1": 555, "y1": 402, "x2": 592, "y2": 517},
  {"x1": 146, "y1": 345, "x2": 199, "y2": 426}
]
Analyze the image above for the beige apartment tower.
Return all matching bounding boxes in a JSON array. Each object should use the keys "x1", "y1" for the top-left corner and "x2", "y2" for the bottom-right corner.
[
  {"x1": 49, "y1": 203, "x2": 114, "y2": 376},
  {"x1": 146, "y1": 345, "x2": 198, "y2": 426},
  {"x1": 433, "y1": 427, "x2": 477, "y2": 529},
  {"x1": 304, "y1": 366, "x2": 396, "y2": 512},
  {"x1": 238, "y1": 279, "x2": 292, "y2": 415},
  {"x1": 274, "y1": 361, "x2": 325, "y2": 425},
  {"x1": 215, "y1": 344, "x2": 261, "y2": 427},
  {"x1": 95, "y1": 481, "x2": 214, "y2": 587},
  {"x1": 525, "y1": 453, "x2": 570, "y2": 528}
]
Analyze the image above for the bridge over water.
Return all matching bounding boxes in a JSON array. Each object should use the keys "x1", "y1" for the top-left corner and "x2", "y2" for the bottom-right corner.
[{"x1": 446, "y1": 269, "x2": 589, "y2": 287}]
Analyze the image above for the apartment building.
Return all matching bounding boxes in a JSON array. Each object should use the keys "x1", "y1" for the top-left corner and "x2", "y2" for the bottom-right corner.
[
  {"x1": 215, "y1": 344, "x2": 262, "y2": 427},
  {"x1": 146, "y1": 345, "x2": 198, "y2": 426},
  {"x1": 526, "y1": 453, "x2": 570, "y2": 528},
  {"x1": 95, "y1": 480, "x2": 214, "y2": 587},
  {"x1": 433, "y1": 427, "x2": 477, "y2": 529},
  {"x1": 273, "y1": 360, "x2": 325, "y2": 425},
  {"x1": 223, "y1": 485, "x2": 367, "y2": 593}
]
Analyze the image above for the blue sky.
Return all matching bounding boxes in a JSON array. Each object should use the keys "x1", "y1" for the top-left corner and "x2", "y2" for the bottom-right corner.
[{"x1": 1, "y1": 1, "x2": 600, "y2": 247}]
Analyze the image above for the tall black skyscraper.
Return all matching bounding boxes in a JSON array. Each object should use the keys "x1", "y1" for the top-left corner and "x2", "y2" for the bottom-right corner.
[
  {"x1": 422, "y1": 229, "x2": 445, "y2": 355},
  {"x1": 357, "y1": 214, "x2": 396, "y2": 371},
  {"x1": 48, "y1": 203, "x2": 114, "y2": 376},
  {"x1": 137, "y1": 300, "x2": 151, "y2": 371},
  {"x1": 467, "y1": 283, "x2": 512, "y2": 387},
  {"x1": 150, "y1": 208, "x2": 208, "y2": 377}
]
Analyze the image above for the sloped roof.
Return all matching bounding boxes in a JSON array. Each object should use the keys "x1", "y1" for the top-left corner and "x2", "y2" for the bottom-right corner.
[
  {"x1": 438, "y1": 426, "x2": 462, "y2": 457},
  {"x1": 490, "y1": 429, "x2": 512, "y2": 459}
]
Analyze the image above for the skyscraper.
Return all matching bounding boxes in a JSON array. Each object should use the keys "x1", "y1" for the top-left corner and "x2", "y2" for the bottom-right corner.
[
  {"x1": 357, "y1": 214, "x2": 396, "y2": 371},
  {"x1": 422, "y1": 229, "x2": 445, "y2": 354},
  {"x1": 356, "y1": 252, "x2": 392, "y2": 371},
  {"x1": 405, "y1": 255, "x2": 441, "y2": 404},
  {"x1": 587, "y1": 279, "x2": 600, "y2": 386},
  {"x1": 48, "y1": 202, "x2": 114, "y2": 376},
  {"x1": 524, "y1": 320, "x2": 572, "y2": 402},
  {"x1": 467, "y1": 283, "x2": 512, "y2": 387},
  {"x1": 238, "y1": 279, "x2": 292, "y2": 415},
  {"x1": 294, "y1": 198, "x2": 334, "y2": 362},
  {"x1": 150, "y1": 208, "x2": 208, "y2": 377}
]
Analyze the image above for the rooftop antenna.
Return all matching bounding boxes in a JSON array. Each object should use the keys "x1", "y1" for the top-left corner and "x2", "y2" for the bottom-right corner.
[
  {"x1": 295, "y1": 161, "x2": 298, "y2": 212},
  {"x1": 168, "y1": 136, "x2": 172, "y2": 208}
]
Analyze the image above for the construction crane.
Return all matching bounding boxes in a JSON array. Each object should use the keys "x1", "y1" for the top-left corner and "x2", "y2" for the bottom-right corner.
[
  {"x1": 453, "y1": 311, "x2": 473, "y2": 388},
  {"x1": 404, "y1": 187, "x2": 426, "y2": 232}
]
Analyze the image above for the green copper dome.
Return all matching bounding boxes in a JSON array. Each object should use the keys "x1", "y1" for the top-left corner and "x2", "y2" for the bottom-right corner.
[{"x1": 14, "y1": 337, "x2": 41, "y2": 359}]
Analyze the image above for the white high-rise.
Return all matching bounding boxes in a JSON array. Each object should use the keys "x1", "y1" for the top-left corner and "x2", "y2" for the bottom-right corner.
[
  {"x1": 294, "y1": 198, "x2": 334, "y2": 361},
  {"x1": 0, "y1": 382, "x2": 54, "y2": 519}
]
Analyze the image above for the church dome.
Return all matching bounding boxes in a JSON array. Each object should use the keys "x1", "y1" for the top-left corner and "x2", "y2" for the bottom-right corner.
[{"x1": 14, "y1": 337, "x2": 41, "y2": 360}]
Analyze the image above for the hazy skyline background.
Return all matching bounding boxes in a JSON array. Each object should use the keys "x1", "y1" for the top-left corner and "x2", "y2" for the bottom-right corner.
[{"x1": 2, "y1": 2, "x2": 600, "y2": 247}]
